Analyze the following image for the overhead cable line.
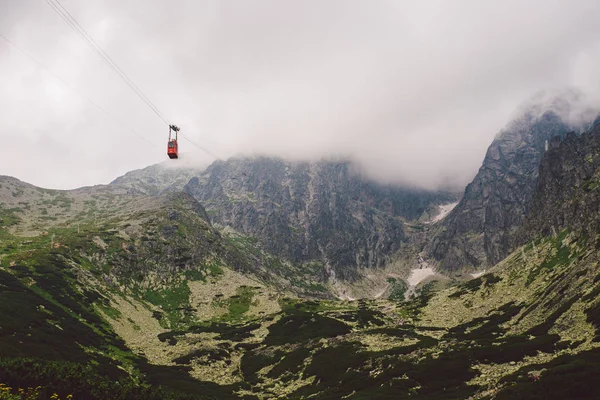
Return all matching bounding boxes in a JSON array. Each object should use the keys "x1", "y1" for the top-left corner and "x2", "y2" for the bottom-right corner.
[
  {"x1": 44, "y1": 0, "x2": 222, "y2": 160},
  {"x1": 45, "y1": 0, "x2": 170, "y2": 125},
  {"x1": 179, "y1": 134, "x2": 221, "y2": 159},
  {"x1": 0, "y1": 31, "x2": 158, "y2": 150}
]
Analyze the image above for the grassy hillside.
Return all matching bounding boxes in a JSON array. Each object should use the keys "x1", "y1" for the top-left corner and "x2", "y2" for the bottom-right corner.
[{"x1": 1, "y1": 176, "x2": 600, "y2": 399}]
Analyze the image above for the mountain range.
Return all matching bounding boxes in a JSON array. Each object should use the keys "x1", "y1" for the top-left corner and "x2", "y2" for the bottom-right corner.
[{"x1": 1, "y1": 90, "x2": 600, "y2": 399}]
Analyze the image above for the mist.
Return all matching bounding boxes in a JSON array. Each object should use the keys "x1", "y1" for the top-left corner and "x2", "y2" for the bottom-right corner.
[{"x1": 2, "y1": 0, "x2": 600, "y2": 190}]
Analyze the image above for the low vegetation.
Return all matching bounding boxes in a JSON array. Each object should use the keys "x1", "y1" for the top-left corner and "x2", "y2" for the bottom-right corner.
[{"x1": 2, "y1": 177, "x2": 600, "y2": 399}]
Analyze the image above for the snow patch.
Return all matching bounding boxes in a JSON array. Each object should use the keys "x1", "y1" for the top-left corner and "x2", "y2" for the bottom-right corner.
[
  {"x1": 373, "y1": 284, "x2": 390, "y2": 299},
  {"x1": 429, "y1": 201, "x2": 459, "y2": 223},
  {"x1": 407, "y1": 267, "x2": 435, "y2": 286},
  {"x1": 471, "y1": 270, "x2": 486, "y2": 278}
]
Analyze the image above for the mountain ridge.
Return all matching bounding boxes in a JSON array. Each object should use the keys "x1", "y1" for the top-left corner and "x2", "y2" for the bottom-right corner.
[
  {"x1": 183, "y1": 156, "x2": 458, "y2": 280},
  {"x1": 427, "y1": 92, "x2": 599, "y2": 273}
]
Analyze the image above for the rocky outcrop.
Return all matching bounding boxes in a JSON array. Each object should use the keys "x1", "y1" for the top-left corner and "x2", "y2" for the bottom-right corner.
[
  {"x1": 184, "y1": 157, "x2": 457, "y2": 278},
  {"x1": 517, "y1": 119, "x2": 600, "y2": 243},
  {"x1": 428, "y1": 94, "x2": 596, "y2": 272}
]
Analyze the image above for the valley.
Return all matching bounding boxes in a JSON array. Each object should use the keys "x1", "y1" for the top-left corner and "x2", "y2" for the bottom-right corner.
[{"x1": 2, "y1": 96, "x2": 600, "y2": 399}]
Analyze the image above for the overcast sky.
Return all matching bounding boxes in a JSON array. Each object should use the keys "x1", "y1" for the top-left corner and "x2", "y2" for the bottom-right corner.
[{"x1": 2, "y1": 0, "x2": 600, "y2": 190}]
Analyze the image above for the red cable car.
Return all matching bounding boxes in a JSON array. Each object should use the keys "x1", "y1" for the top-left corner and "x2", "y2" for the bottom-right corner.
[{"x1": 167, "y1": 124, "x2": 180, "y2": 159}]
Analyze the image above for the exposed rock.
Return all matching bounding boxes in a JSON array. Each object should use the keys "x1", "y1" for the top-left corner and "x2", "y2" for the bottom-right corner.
[
  {"x1": 428, "y1": 92, "x2": 597, "y2": 272},
  {"x1": 184, "y1": 156, "x2": 457, "y2": 279},
  {"x1": 517, "y1": 119, "x2": 600, "y2": 243}
]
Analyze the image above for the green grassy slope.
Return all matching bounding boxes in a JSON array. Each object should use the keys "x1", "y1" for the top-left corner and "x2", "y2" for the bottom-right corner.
[{"x1": 2, "y1": 175, "x2": 600, "y2": 399}]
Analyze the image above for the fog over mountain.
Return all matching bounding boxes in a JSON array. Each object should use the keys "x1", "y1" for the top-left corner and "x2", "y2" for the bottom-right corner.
[
  {"x1": 2, "y1": 0, "x2": 600, "y2": 189},
  {"x1": 6, "y1": 4, "x2": 600, "y2": 395}
]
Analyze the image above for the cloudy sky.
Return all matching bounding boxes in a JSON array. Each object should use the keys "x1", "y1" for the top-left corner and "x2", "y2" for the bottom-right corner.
[{"x1": 2, "y1": 0, "x2": 600, "y2": 190}]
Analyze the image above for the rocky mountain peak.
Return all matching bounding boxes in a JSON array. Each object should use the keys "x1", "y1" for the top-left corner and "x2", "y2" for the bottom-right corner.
[
  {"x1": 184, "y1": 156, "x2": 458, "y2": 279},
  {"x1": 517, "y1": 120, "x2": 600, "y2": 243},
  {"x1": 427, "y1": 90, "x2": 598, "y2": 272}
]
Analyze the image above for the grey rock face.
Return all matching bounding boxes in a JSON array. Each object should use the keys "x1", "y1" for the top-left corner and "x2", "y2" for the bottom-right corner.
[
  {"x1": 517, "y1": 120, "x2": 600, "y2": 243},
  {"x1": 184, "y1": 157, "x2": 456, "y2": 278},
  {"x1": 428, "y1": 110, "x2": 574, "y2": 272}
]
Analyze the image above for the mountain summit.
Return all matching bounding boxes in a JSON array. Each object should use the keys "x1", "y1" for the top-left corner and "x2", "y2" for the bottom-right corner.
[
  {"x1": 427, "y1": 89, "x2": 598, "y2": 272},
  {"x1": 184, "y1": 156, "x2": 457, "y2": 280}
]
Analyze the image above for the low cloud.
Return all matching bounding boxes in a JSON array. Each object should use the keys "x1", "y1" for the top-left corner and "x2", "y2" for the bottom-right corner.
[{"x1": 2, "y1": 0, "x2": 600, "y2": 189}]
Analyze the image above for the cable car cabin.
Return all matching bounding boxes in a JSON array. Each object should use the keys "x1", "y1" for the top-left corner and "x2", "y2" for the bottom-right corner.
[
  {"x1": 167, "y1": 140, "x2": 178, "y2": 159},
  {"x1": 167, "y1": 124, "x2": 180, "y2": 159}
]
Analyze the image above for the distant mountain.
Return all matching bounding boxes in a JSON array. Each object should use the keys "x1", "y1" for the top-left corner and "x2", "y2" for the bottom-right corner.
[
  {"x1": 427, "y1": 90, "x2": 597, "y2": 272},
  {"x1": 111, "y1": 161, "x2": 205, "y2": 195},
  {"x1": 184, "y1": 156, "x2": 458, "y2": 279}
]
